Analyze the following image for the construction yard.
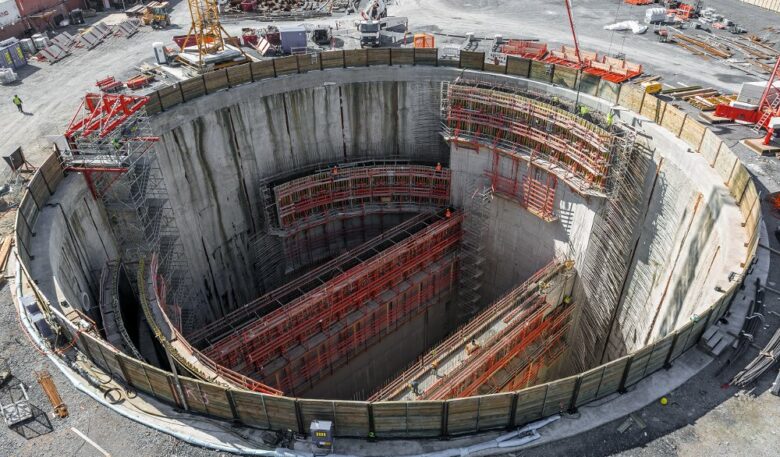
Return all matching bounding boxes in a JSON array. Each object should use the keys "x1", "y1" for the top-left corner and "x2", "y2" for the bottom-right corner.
[{"x1": 1, "y1": 0, "x2": 780, "y2": 456}]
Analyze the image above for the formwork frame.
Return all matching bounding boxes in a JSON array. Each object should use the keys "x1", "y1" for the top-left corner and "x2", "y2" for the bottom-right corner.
[
  {"x1": 421, "y1": 296, "x2": 574, "y2": 400},
  {"x1": 441, "y1": 79, "x2": 616, "y2": 195},
  {"x1": 486, "y1": 149, "x2": 558, "y2": 222},
  {"x1": 188, "y1": 212, "x2": 440, "y2": 347},
  {"x1": 204, "y1": 211, "x2": 463, "y2": 393},
  {"x1": 369, "y1": 260, "x2": 567, "y2": 401}
]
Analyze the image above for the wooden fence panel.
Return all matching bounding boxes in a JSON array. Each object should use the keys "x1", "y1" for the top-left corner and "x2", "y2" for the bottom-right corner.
[
  {"x1": 644, "y1": 333, "x2": 675, "y2": 376},
  {"x1": 542, "y1": 377, "x2": 576, "y2": 417},
  {"x1": 390, "y1": 48, "x2": 414, "y2": 65},
  {"x1": 274, "y1": 56, "x2": 299, "y2": 76},
  {"x1": 624, "y1": 345, "x2": 653, "y2": 388},
  {"x1": 447, "y1": 397, "x2": 479, "y2": 435},
  {"x1": 263, "y1": 395, "x2": 298, "y2": 431},
  {"x1": 230, "y1": 391, "x2": 270, "y2": 429},
  {"x1": 659, "y1": 104, "x2": 686, "y2": 137},
  {"x1": 484, "y1": 62, "x2": 506, "y2": 74},
  {"x1": 320, "y1": 50, "x2": 345, "y2": 69},
  {"x1": 617, "y1": 84, "x2": 644, "y2": 113},
  {"x1": 204, "y1": 69, "x2": 229, "y2": 93},
  {"x1": 578, "y1": 73, "x2": 600, "y2": 96},
  {"x1": 680, "y1": 116, "x2": 706, "y2": 150},
  {"x1": 406, "y1": 401, "x2": 443, "y2": 437},
  {"x1": 145, "y1": 91, "x2": 162, "y2": 114},
  {"x1": 552, "y1": 65, "x2": 578, "y2": 89},
  {"x1": 227, "y1": 63, "x2": 252, "y2": 86},
  {"x1": 297, "y1": 53, "x2": 320, "y2": 73},
  {"x1": 596, "y1": 357, "x2": 628, "y2": 399},
  {"x1": 713, "y1": 146, "x2": 738, "y2": 185},
  {"x1": 529, "y1": 60, "x2": 553, "y2": 83},
  {"x1": 180, "y1": 77, "x2": 206, "y2": 101},
  {"x1": 513, "y1": 384, "x2": 546, "y2": 425},
  {"x1": 344, "y1": 49, "x2": 368, "y2": 67},
  {"x1": 597, "y1": 80, "x2": 620, "y2": 103},
  {"x1": 158, "y1": 83, "x2": 183, "y2": 110},
  {"x1": 476, "y1": 393, "x2": 512, "y2": 430},
  {"x1": 334, "y1": 402, "x2": 370, "y2": 437},
  {"x1": 251, "y1": 60, "x2": 276, "y2": 80},
  {"x1": 459, "y1": 51, "x2": 485, "y2": 70},
  {"x1": 506, "y1": 56, "x2": 531, "y2": 78},
  {"x1": 640, "y1": 95, "x2": 663, "y2": 123},
  {"x1": 699, "y1": 128, "x2": 722, "y2": 166},
  {"x1": 575, "y1": 366, "x2": 604, "y2": 407},
  {"x1": 366, "y1": 48, "x2": 391, "y2": 66},
  {"x1": 414, "y1": 48, "x2": 437, "y2": 65}
]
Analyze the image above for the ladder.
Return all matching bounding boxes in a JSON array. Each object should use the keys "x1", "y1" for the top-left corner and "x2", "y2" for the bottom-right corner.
[{"x1": 752, "y1": 93, "x2": 780, "y2": 135}]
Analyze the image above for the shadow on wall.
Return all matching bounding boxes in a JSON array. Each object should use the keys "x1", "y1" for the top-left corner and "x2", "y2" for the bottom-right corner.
[{"x1": 652, "y1": 187, "x2": 722, "y2": 341}]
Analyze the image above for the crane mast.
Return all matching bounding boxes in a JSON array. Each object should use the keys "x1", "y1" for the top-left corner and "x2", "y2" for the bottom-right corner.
[{"x1": 182, "y1": 0, "x2": 241, "y2": 69}]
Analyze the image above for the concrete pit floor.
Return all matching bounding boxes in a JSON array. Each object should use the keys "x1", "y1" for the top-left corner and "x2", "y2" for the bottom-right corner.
[{"x1": 1, "y1": 0, "x2": 780, "y2": 456}]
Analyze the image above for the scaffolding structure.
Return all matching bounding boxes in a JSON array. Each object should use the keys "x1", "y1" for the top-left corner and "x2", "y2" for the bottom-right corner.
[
  {"x1": 369, "y1": 260, "x2": 572, "y2": 401},
  {"x1": 575, "y1": 125, "x2": 651, "y2": 370},
  {"x1": 456, "y1": 179, "x2": 493, "y2": 316},
  {"x1": 203, "y1": 210, "x2": 463, "y2": 394},
  {"x1": 60, "y1": 92, "x2": 198, "y2": 335},
  {"x1": 441, "y1": 79, "x2": 616, "y2": 197},
  {"x1": 487, "y1": 150, "x2": 558, "y2": 222},
  {"x1": 250, "y1": 162, "x2": 452, "y2": 292}
]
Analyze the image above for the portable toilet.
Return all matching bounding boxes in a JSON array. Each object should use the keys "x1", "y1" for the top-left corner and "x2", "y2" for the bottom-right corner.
[{"x1": 0, "y1": 39, "x2": 26, "y2": 69}]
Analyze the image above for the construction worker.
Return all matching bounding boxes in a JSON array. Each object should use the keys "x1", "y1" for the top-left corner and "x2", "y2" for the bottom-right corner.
[
  {"x1": 435, "y1": 162, "x2": 442, "y2": 172},
  {"x1": 12, "y1": 95, "x2": 23, "y2": 113},
  {"x1": 445, "y1": 208, "x2": 452, "y2": 218},
  {"x1": 606, "y1": 110, "x2": 614, "y2": 127},
  {"x1": 579, "y1": 105, "x2": 590, "y2": 117},
  {"x1": 111, "y1": 138, "x2": 122, "y2": 151}
]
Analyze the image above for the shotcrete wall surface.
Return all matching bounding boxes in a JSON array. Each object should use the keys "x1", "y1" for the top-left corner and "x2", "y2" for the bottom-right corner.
[{"x1": 16, "y1": 62, "x2": 753, "y2": 448}]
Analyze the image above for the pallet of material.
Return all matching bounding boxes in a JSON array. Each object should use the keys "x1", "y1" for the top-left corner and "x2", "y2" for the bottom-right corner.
[
  {"x1": 689, "y1": 94, "x2": 736, "y2": 111},
  {"x1": 0, "y1": 236, "x2": 13, "y2": 274}
]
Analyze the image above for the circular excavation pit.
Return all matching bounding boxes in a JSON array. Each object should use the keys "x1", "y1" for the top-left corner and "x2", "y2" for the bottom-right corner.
[{"x1": 19, "y1": 61, "x2": 754, "y2": 450}]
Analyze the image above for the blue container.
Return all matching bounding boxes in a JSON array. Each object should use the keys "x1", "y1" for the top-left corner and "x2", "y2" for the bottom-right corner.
[{"x1": 278, "y1": 25, "x2": 307, "y2": 54}]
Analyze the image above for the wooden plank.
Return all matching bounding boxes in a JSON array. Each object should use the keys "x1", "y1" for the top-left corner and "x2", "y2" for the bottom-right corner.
[
  {"x1": 513, "y1": 384, "x2": 546, "y2": 426},
  {"x1": 366, "y1": 48, "x2": 390, "y2": 66},
  {"x1": 618, "y1": 84, "x2": 645, "y2": 113},
  {"x1": 597, "y1": 80, "x2": 621, "y2": 103},
  {"x1": 230, "y1": 390, "x2": 270, "y2": 429},
  {"x1": 334, "y1": 401, "x2": 369, "y2": 437},
  {"x1": 578, "y1": 73, "x2": 600, "y2": 96},
  {"x1": 506, "y1": 56, "x2": 531, "y2": 78},
  {"x1": 391, "y1": 48, "x2": 414, "y2": 65},
  {"x1": 158, "y1": 83, "x2": 183, "y2": 110},
  {"x1": 372, "y1": 402, "x2": 407, "y2": 437},
  {"x1": 713, "y1": 145, "x2": 738, "y2": 184},
  {"x1": 644, "y1": 334, "x2": 675, "y2": 376},
  {"x1": 414, "y1": 48, "x2": 437, "y2": 65},
  {"x1": 699, "y1": 128, "x2": 723, "y2": 166},
  {"x1": 575, "y1": 366, "x2": 604, "y2": 407},
  {"x1": 297, "y1": 53, "x2": 320, "y2": 73},
  {"x1": 446, "y1": 397, "x2": 479, "y2": 435},
  {"x1": 476, "y1": 393, "x2": 512, "y2": 431},
  {"x1": 529, "y1": 60, "x2": 553, "y2": 83},
  {"x1": 274, "y1": 56, "x2": 299, "y2": 76},
  {"x1": 484, "y1": 62, "x2": 506, "y2": 74},
  {"x1": 320, "y1": 50, "x2": 345, "y2": 69},
  {"x1": 226, "y1": 63, "x2": 252, "y2": 86},
  {"x1": 179, "y1": 77, "x2": 206, "y2": 101},
  {"x1": 0, "y1": 236, "x2": 13, "y2": 272},
  {"x1": 251, "y1": 60, "x2": 275, "y2": 80},
  {"x1": 344, "y1": 49, "x2": 368, "y2": 67},
  {"x1": 541, "y1": 376, "x2": 576, "y2": 417},
  {"x1": 459, "y1": 51, "x2": 485, "y2": 70},
  {"x1": 596, "y1": 357, "x2": 628, "y2": 399},
  {"x1": 405, "y1": 401, "x2": 443, "y2": 437}
]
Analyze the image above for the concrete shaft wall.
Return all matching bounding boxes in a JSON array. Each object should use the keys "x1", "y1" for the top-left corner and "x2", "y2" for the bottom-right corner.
[
  {"x1": 133, "y1": 66, "x2": 743, "y2": 376},
  {"x1": 153, "y1": 78, "x2": 446, "y2": 319}
]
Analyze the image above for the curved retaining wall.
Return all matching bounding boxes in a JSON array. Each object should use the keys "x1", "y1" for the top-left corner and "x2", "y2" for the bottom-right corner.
[{"x1": 14, "y1": 49, "x2": 760, "y2": 439}]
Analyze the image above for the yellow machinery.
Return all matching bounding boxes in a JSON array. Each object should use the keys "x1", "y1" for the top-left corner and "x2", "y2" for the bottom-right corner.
[
  {"x1": 143, "y1": 1, "x2": 171, "y2": 28},
  {"x1": 180, "y1": 0, "x2": 247, "y2": 70}
]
